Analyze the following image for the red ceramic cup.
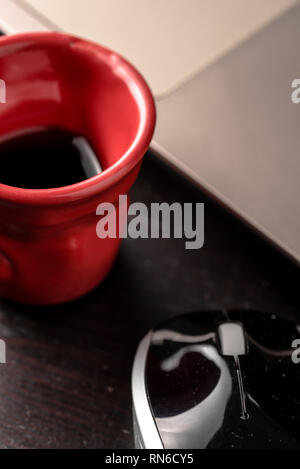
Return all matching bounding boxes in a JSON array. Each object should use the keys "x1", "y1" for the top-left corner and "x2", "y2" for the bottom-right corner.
[{"x1": 0, "y1": 32, "x2": 155, "y2": 305}]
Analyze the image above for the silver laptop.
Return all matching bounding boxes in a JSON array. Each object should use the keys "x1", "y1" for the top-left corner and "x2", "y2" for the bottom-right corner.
[{"x1": 1, "y1": 0, "x2": 300, "y2": 264}]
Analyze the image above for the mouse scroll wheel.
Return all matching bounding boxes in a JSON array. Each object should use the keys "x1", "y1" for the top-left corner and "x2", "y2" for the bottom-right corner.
[{"x1": 218, "y1": 322, "x2": 247, "y2": 356}]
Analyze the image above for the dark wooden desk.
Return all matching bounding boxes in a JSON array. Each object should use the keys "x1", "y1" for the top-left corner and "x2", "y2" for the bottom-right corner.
[{"x1": 0, "y1": 153, "x2": 299, "y2": 449}]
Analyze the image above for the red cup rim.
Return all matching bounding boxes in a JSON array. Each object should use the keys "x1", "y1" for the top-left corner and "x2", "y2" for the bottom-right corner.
[{"x1": 0, "y1": 31, "x2": 156, "y2": 206}]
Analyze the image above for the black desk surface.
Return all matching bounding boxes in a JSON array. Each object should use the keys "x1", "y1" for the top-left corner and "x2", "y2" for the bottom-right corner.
[{"x1": 0, "y1": 153, "x2": 299, "y2": 449}]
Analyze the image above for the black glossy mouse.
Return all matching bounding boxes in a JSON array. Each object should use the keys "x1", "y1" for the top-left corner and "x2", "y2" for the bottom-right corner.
[{"x1": 132, "y1": 310, "x2": 300, "y2": 449}]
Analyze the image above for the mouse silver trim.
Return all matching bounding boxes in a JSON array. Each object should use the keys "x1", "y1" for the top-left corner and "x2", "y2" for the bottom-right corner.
[{"x1": 132, "y1": 332, "x2": 164, "y2": 449}]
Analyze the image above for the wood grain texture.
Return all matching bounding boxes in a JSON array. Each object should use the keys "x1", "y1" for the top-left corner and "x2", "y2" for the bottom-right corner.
[{"x1": 0, "y1": 153, "x2": 299, "y2": 448}]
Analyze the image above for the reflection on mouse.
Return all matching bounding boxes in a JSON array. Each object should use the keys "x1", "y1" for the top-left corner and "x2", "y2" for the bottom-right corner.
[{"x1": 132, "y1": 310, "x2": 300, "y2": 449}]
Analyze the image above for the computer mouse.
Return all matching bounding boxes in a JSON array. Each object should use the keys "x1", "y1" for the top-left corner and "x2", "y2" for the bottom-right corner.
[{"x1": 132, "y1": 310, "x2": 300, "y2": 449}]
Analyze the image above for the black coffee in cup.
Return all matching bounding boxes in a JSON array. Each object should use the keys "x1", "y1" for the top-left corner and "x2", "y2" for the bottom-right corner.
[{"x1": 0, "y1": 127, "x2": 101, "y2": 189}]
